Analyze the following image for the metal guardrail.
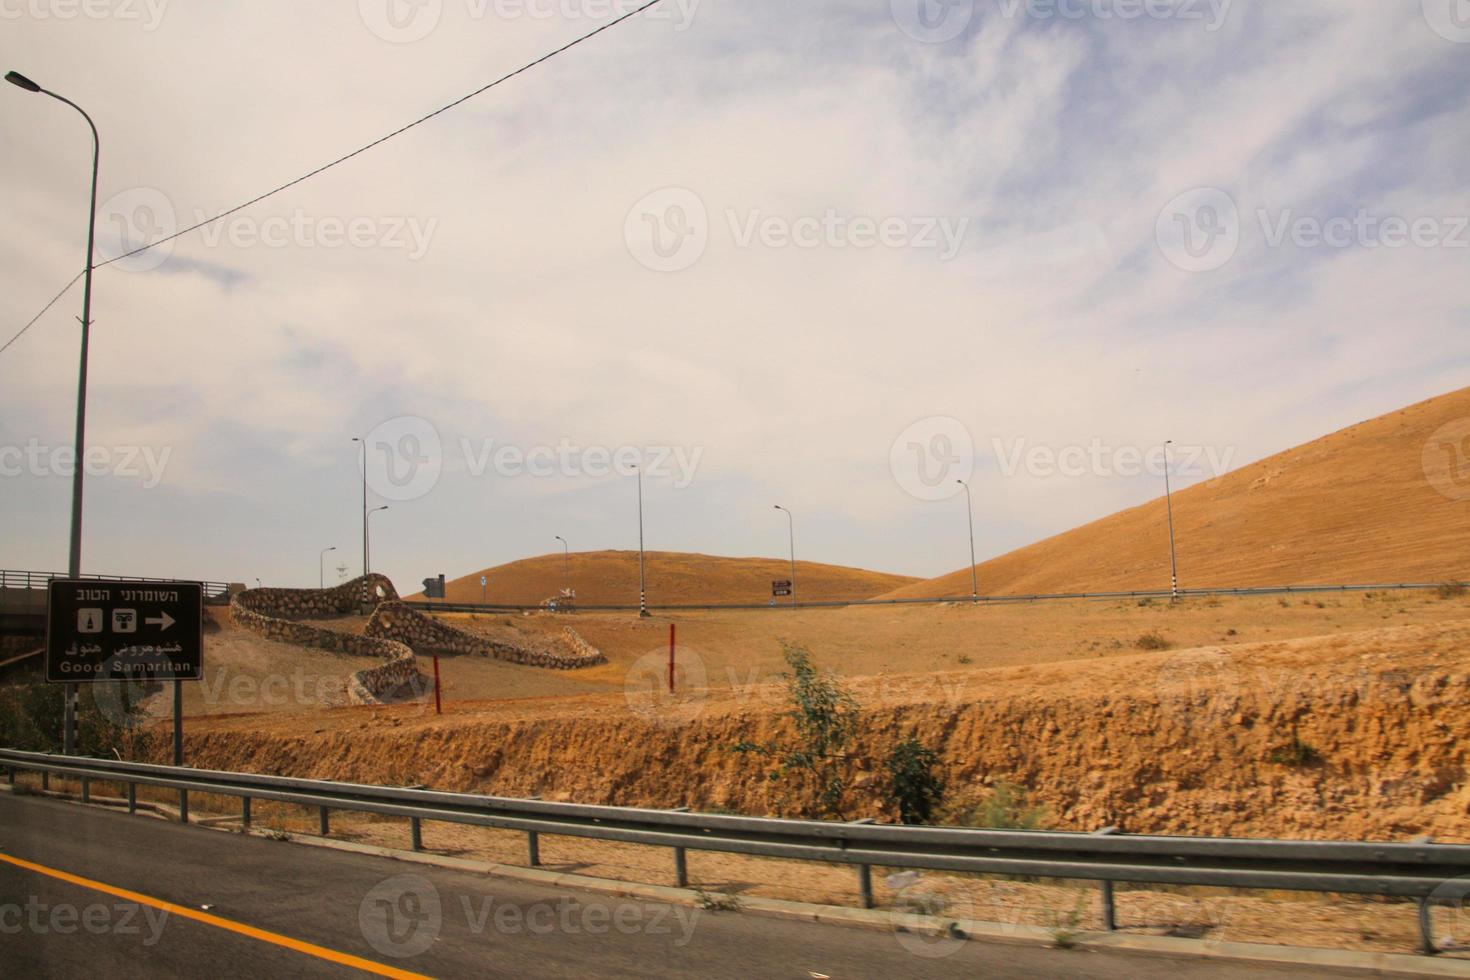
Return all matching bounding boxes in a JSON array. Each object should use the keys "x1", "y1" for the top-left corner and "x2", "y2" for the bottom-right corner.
[
  {"x1": 0, "y1": 570, "x2": 233, "y2": 601},
  {"x1": 2, "y1": 750, "x2": 1466, "y2": 955},
  {"x1": 407, "y1": 580, "x2": 1467, "y2": 615}
]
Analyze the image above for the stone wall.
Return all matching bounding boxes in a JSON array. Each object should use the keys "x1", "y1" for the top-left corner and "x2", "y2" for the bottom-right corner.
[
  {"x1": 232, "y1": 575, "x2": 398, "y2": 622},
  {"x1": 561, "y1": 627, "x2": 605, "y2": 666},
  {"x1": 230, "y1": 575, "x2": 418, "y2": 705},
  {"x1": 365, "y1": 602, "x2": 605, "y2": 670}
]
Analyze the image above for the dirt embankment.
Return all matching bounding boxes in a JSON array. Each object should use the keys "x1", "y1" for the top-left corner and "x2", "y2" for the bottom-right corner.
[{"x1": 158, "y1": 619, "x2": 1470, "y2": 843}]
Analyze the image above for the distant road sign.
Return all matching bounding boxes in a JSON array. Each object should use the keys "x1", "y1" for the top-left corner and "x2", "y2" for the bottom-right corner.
[
  {"x1": 46, "y1": 579, "x2": 203, "y2": 684},
  {"x1": 772, "y1": 580, "x2": 792, "y2": 597}
]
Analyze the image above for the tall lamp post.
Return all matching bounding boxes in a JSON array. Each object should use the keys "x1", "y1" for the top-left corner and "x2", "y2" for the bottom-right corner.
[
  {"x1": 350, "y1": 436, "x2": 368, "y2": 577},
  {"x1": 366, "y1": 505, "x2": 389, "y2": 575},
  {"x1": 554, "y1": 535, "x2": 571, "y2": 596},
  {"x1": 956, "y1": 480, "x2": 979, "y2": 602},
  {"x1": 319, "y1": 546, "x2": 336, "y2": 589},
  {"x1": 633, "y1": 464, "x2": 648, "y2": 617},
  {"x1": 1163, "y1": 439, "x2": 1180, "y2": 601},
  {"x1": 8, "y1": 69, "x2": 101, "y2": 756},
  {"x1": 773, "y1": 505, "x2": 796, "y2": 607}
]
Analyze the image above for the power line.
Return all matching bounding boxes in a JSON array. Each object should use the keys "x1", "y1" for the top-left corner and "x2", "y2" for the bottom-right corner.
[
  {"x1": 0, "y1": 271, "x2": 83, "y2": 357},
  {"x1": 1, "y1": 0, "x2": 666, "y2": 356}
]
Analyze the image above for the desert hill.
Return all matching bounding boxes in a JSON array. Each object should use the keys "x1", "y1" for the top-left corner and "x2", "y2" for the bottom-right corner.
[
  {"x1": 421, "y1": 550, "x2": 919, "y2": 606},
  {"x1": 882, "y1": 386, "x2": 1470, "y2": 599}
]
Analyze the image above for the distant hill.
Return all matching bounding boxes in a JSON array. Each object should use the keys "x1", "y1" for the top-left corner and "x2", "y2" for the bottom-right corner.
[
  {"x1": 880, "y1": 386, "x2": 1470, "y2": 599},
  {"x1": 417, "y1": 551, "x2": 921, "y2": 606}
]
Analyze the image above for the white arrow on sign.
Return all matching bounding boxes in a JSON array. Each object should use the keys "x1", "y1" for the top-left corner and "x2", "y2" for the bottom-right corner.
[{"x1": 146, "y1": 612, "x2": 176, "y2": 631}]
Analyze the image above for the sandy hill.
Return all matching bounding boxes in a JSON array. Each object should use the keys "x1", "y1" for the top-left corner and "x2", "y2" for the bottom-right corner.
[
  {"x1": 421, "y1": 551, "x2": 920, "y2": 606},
  {"x1": 882, "y1": 386, "x2": 1470, "y2": 600}
]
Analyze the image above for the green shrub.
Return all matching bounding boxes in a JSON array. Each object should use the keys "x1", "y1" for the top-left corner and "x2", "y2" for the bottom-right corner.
[
  {"x1": 1135, "y1": 631, "x2": 1171, "y2": 651},
  {"x1": 886, "y1": 736, "x2": 945, "y2": 825},
  {"x1": 1436, "y1": 581, "x2": 1467, "y2": 600},
  {"x1": 946, "y1": 781, "x2": 1048, "y2": 830},
  {"x1": 1268, "y1": 736, "x2": 1322, "y2": 767},
  {"x1": 733, "y1": 643, "x2": 861, "y2": 816}
]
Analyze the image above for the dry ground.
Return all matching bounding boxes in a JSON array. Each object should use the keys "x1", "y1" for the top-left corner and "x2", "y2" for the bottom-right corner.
[{"x1": 159, "y1": 588, "x2": 1470, "y2": 720}]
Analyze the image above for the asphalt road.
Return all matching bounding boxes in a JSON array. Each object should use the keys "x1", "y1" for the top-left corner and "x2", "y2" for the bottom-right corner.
[{"x1": 0, "y1": 793, "x2": 1361, "y2": 979}]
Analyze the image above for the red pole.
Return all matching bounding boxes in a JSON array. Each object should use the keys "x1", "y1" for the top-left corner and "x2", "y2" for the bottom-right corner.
[
  {"x1": 433, "y1": 653, "x2": 443, "y2": 715},
  {"x1": 668, "y1": 623, "x2": 676, "y2": 693}
]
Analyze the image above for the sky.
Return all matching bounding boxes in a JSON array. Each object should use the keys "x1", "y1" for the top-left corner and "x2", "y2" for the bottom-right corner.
[{"x1": 1, "y1": 0, "x2": 1468, "y2": 592}]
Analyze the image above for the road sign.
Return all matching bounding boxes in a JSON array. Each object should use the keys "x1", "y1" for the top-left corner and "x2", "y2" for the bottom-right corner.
[
  {"x1": 46, "y1": 579, "x2": 203, "y2": 684},
  {"x1": 480, "y1": 576, "x2": 487, "y2": 587},
  {"x1": 772, "y1": 580, "x2": 792, "y2": 597}
]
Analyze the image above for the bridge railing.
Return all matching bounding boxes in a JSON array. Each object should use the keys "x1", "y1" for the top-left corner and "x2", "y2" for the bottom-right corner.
[
  {"x1": 0, "y1": 570, "x2": 232, "y2": 601},
  {"x1": 1, "y1": 749, "x2": 1465, "y2": 956}
]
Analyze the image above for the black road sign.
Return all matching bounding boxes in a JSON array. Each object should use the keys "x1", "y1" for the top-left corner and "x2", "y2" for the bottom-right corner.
[
  {"x1": 46, "y1": 579, "x2": 203, "y2": 684},
  {"x1": 772, "y1": 580, "x2": 792, "y2": 597}
]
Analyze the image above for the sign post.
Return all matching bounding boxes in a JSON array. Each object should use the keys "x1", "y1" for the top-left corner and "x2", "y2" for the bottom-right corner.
[{"x1": 46, "y1": 580, "x2": 204, "y2": 772}]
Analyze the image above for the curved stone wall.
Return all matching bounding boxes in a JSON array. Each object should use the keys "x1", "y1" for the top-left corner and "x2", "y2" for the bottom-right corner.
[
  {"x1": 366, "y1": 602, "x2": 605, "y2": 670},
  {"x1": 229, "y1": 575, "x2": 603, "y2": 706},
  {"x1": 230, "y1": 575, "x2": 417, "y2": 705}
]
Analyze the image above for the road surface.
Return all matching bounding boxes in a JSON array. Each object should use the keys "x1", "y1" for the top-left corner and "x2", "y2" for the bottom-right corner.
[{"x1": 0, "y1": 792, "x2": 1362, "y2": 978}]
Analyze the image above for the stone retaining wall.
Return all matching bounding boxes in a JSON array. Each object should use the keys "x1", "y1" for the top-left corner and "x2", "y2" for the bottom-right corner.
[
  {"x1": 560, "y1": 627, "x2": 605, "y2": 666},
  {"x1": 365, "y1": 602, "x2": 605, "y2": 670},
  {"x1": 230, "y1": 575, "x2": 418, "y2": 705}
]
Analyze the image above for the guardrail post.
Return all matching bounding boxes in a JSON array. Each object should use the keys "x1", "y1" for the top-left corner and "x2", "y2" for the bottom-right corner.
[
  {"x1": 179, "y1": 790, "x2": 189, "y2": 824},
  {"x1": 81, "y1": 777, "x2": 89, "y2": 804},
  {"x1": 319, "y1": 807, "x2": 330, "y2": 836},
  {"x1": 410, "y1": 817, "x2": 423, "y2": 852},
  {"x1": 848, "y1": 818, "x2": 876, "y2": 909},
  {"x1": 5, "y1": 767, "x2": 12, "y2": 787},
  {"x1": 127, "y1": 782, "x2": 136, "y2": 815},
  {"x1": 242, "y1": 797, "x2": 252, "y2": 828},
  {"x1": 528, "y1": 831, "x2": 541, "y2": 867},
  {"x1": 669, "y1": 807, "x2": 691, "y2": 887},
  {"x1": 1420, "y1": 897, "x2": 1438, "y2": 956},
  {"x1": 41, "y1": 771, "x2": 48, "y2": 792},
  {"x1": 1095, "y1": 826, "x2": 1120, "y2": 931}
]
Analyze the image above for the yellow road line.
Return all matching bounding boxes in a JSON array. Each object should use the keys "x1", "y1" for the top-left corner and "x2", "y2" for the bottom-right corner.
[{"x1": 0, "y1": 851, "x2": 432, "y2": 979}]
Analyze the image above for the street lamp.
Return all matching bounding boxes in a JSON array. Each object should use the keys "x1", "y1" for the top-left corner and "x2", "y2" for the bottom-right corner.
[
  {"x1": 366, "y1": 506, "x2": 389, "y2": 575},
  {"x1": 554, "y1": 535, "x2": 571, "y2": 596},
  {"x1": 956, "y1": 480, "x2": 979, "y2": 602},
  {"x1": 350, "y1": 437, "x2": 368, "y2": 577},
  {"x1": 773, "y1": 505, "x2": 796, "y2": 607},
  {"x1": 9, "y1": 69, "x2": 101, "y2": 756},
  {"x1": 633, "y1": 464, "x2": 648, "y2": 617},
  {"x1": 1163, "y1": 439, "x2": 1180, "y2": 601},
  {"x1": 319, "y1": 546, "x2": 336, "y2": 589}
]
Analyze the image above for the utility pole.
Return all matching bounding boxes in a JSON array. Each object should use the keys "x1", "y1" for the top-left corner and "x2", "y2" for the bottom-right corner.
[
  {"x1": 351, "y1": 436, "x2": 367, "y2": 577},
  {"x1": 555, "y1": 535, "x2": 571, "y2": 596},
  {"x1": 7, "y1": 70, "x2": 101, "y2": 756},
  {"x1": 774, "y1": 505, "x2": 796, "y2": 607},
  {"x1": 635, "y1": 465, "x2": 648, "y2": 617},
  {"x1": 1163, "y1": 439, "x2": 1180, "y2": 601},
  {"x1": 957, "y1": 480, "x2": 979, "y2": 602}
]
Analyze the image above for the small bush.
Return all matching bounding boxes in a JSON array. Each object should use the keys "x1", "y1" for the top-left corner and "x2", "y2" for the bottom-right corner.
[
  {"x1": 945, "y1": 781, "x2": 1048, "y2": 831},
  {"x1": 1135, "y1": 631, "x2": 1171, "y2": 651},
  {"x1": 1436, "y1": 581, "x2": 1468, "y2": 600},
  {"x1": 1269, "y1": 736, "x2": 1322, "y2": 767},
  {"x1": 886, "y1": 737, "x2": 946, "y2": 825}
]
